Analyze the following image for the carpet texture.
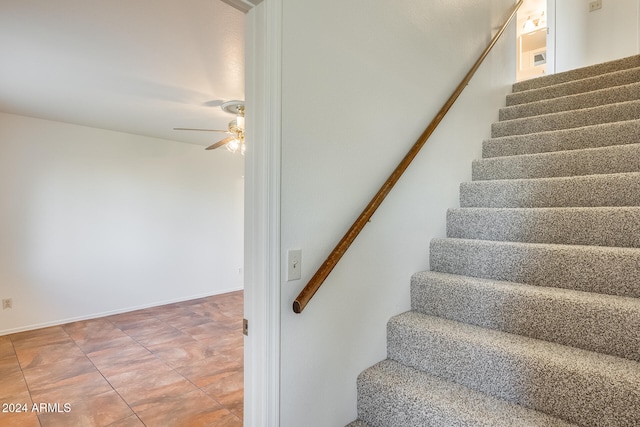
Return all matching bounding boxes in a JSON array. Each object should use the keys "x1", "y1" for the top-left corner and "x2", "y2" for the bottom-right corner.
[{"x1": 348, "y1": 55, "x2": 640, "y2": 426}]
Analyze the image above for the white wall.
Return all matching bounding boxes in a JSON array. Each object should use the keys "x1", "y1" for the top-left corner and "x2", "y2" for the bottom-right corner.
[
  {"x1": 555, "y1": 0, "x2": 640, "y2": 72},
  {"x1": 278, "y1": 0, "x2": 517, "y2": 425},
  {"x1": 0, "y1": 112, "x2": 244, "y2": 335}
]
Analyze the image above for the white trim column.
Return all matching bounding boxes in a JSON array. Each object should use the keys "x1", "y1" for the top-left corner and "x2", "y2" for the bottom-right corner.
[{"x1": 244, "y1": 0, "x2": 282, "y2": 426}]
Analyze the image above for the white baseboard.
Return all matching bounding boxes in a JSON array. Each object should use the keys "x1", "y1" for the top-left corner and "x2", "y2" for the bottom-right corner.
[{"x1": 0, "y1": 286, "x2": 244, "y2": 336}]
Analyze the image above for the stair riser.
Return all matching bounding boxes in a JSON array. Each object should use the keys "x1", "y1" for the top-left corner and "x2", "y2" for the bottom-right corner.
[
  {"x1": 446, "y1": 207, "x2": 640, "y2": 247},
  {"x1": 508, "y1": 67, "x2": 640, "y2": 106},
  {"x1": 512, "y1": 55, "x2": 640, "y2": 93},
  {"x1": 473, "y1": 143, "x2": 640, "y2": 181},
  {"x1": 500, "y1": 83, "x2": 640, "y2": 121},
  {"x1": 460, "y1": 173, "x2": 640, "y2": 208},
  {"x1": 430, "y1": 238, "x2": 640, "y2": 298},
  {"x1": 411, "y1": 272, "x2": 640, "y2": 362},
  {"x1": 483, "y1": 119, "x2": 640, "y2": 158},
  {"x1": 387, "y1": 314, "x2": 640, "y2": 427},
  {"x1": 491, "y1": 101, "x2": 640, "y2": 137}
]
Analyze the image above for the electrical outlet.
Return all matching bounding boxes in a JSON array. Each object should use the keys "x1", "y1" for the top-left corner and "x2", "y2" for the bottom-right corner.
[
  {"x1": 2, "y1": 298, "x2": 12, "y2": 310},
  {"x1": 589, "y1": 0, "x2": 602, "y2": 12}
]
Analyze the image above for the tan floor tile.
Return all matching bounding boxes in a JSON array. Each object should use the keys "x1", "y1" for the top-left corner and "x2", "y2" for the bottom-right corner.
[
  {"x1": 37, "y1": 390, "x2": 134, "y2": 427},
  {"x1": 0, "y1": 370, "x2": 32, "y2": 401},
  {"x1": 202, "y1": 369, "x2": 244, "y2": 404},
  {"x1": 0, "y1": 354, "x2": 21, "y2": 376},
  {"x1": 0, "y1": 336, "x2": 15, "y2": 359},
  {"x1": 64, "y1": 319, "x2": 131, "y2": 353},
  {"x1": 161, "y1": 312, "x2": 213, "y2": 329},
  {"x1": 87, "y1": 342, "x2": 155, "y2": 373},
  {"x1": 10, "y1": 327, "x2": 73, "y2": 353},
  {"x1": 0, "y1": 409, "x2": 40, "y2": 427},
  {"x1": 134, "y1": 389, "x2": 242, "y2": 427},
  {"x1": 22, "y1": 354, "x2": 96, "y2": 385},
  {"x1": 14, "y1": 340, "x2": 86, "y2": 369},
  {"x1": 174, "y1": 351, "x2": 241, "y2": 387},
  {"x1": 109, "y1": 362, "x2": 199, "y2": 409},
  {"x1": 124, "y1": 324, "x2": 194, "y2": 348},
  {"x1": 74, "y1": 334, "x2": 140, "y2": 355},
  {"x1": 104, "y1": 414, "x2": 145, "y2": 426},
  {"x1": 105, "y1": 310, "x2": 152, "y2": 326},
  {"x1": 28, "y1": 369, "x2": 113, "y2": 404},
  {"x1": 150, "y1": 340, "x2": 215, "y2": 368},
  {"x1": 3, "y1": 292, "x2": 244, "y2": 423},
  {"x1": 98, "y1": 357, "x2": 170, "y2": 388}
]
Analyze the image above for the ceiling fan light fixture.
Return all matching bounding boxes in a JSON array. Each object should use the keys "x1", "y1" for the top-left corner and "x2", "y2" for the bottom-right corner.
[
  {"x1": 225, "y1": 137, "x2": 245, "y2": 155},
  {"x1": 523, "y1": 16, "x2": 536, "y2": 32},
  {"x1": 236, "y1": 114, "x2": 245, "y2": 131},
  {"x1": 173, "y1": 100, "x2": 245, "y2": 154},
  {"x1": 221, "y1": 100, "x2": 245, "y2": 115}
]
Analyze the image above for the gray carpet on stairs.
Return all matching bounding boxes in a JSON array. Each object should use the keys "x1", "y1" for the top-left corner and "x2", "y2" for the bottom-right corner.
[
  {"x1": 483, "y1": 118, "x2": 640, "y2": 158},
  {"x1": 473, "y1": 143, "x2": 640, "y2": 180},
  {"x1": 356, "y1": 360, "x2": 578, "y2": 427},
  {"x1": 506, "y1": 66, "x2": 640, "y2": 106},
  {"x1": 500, "y1": 81, "x2": 640, "y2": 121},
  {"x1": 446, "y1": 206, "x2": 640, "y2": 247},
  {"x1": 491, "y1": 99, "x2": 640, "y2": 137},
  {"x1": 349, "y1": 55, "x2": 640, "y2": 427},
  {"x1": 511, "y1": 55, "x2": 640, "y2": 92},
  {"x1": 387, "y1": 312, "x2": 640, "y2": 427},
  {"x1": 460, "y1": 172, "x2": 640, "y2": 208},
  {"x1": 410, "y1": 271, "x2": 640, "y2": 362}
]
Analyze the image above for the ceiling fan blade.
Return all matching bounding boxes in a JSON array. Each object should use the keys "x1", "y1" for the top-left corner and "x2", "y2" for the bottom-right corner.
[
  {"x1": 173, "y1": 127, "x2": 230, "y2": 133},
  {"x1": 205, "y1": 136, "x2": 236, "y2": 150}
]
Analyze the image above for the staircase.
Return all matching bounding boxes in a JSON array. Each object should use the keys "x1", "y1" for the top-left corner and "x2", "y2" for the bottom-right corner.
[{"x1": 347, "y1": 55, "x2": 640, "y2": 427}]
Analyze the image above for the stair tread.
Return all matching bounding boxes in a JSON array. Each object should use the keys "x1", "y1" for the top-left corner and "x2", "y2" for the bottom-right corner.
[
  {"x1": 388, "y1": 312, "x2": 640, "y2": 426},
  {"x1": 512, "y1": 55, "x2": 640, "y2": 93},
  {"x1": 447, "y1": 206, "x2": 640, "y2": 247},
  {"x1": 508, "y1": 66, "x2": 640, "y2": 106},
  {"x1": 390, "y1": 311, "x2": 640, "y2": 375},
  {"x1": 430, "y1": 237, "x2": 640, "y2": 297},
  {"x1": 491, "y1": 99, "x2": 640, "y2": 137},
  {"x1": 473, "y1": 142, "x2": 640, "y2": 181},
  {"x1": 483, "y1": 119, "x2": 640, "y2": 158},
  {"x1": 411, "y1": 271, "x2": 640, "y2": 361},
  {"x1": 358, "y1": 359, "x2": 577, "y2": 427},
  {"x1": 460, "y1": 172, "x2": 640, "y2": 208},
  {"x1": 500, "y1": 81, "x2": 640, "y2": 121}
]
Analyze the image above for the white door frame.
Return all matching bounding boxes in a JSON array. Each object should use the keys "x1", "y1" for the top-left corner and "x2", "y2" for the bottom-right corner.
[
  {"x1": 546, "y1": 0, "x2": 556, "y2": 74},
  {"x1": 244, "y1": 0, "x2": 282, "y2": 426}
]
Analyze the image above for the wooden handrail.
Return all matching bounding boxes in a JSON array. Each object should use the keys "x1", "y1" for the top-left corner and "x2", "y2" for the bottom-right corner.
[{"x1": 293, "y1": 0, "x2": 523, "y2": 314}]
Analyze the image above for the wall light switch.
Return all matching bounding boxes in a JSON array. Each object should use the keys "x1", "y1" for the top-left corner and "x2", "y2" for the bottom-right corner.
[
  {"x1": 589, "y1": 0, "x2": 602, "y2": 12},
  {"x1": 287, "y1": 249, "x2": 302, "y2": 281}
]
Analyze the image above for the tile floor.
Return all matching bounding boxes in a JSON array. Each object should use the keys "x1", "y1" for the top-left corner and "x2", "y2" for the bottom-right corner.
[{"x1": 0, "y1": 291, "x2": 244, "y2": 427}]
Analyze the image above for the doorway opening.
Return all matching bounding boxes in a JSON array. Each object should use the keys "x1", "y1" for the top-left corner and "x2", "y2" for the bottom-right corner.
[{"x1": 516, "y1": 0, "x2": 548, "y2": 82}]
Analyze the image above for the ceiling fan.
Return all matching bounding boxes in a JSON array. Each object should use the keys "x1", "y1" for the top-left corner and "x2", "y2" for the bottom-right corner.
[{"x1": 173, "y1": 100, "x2": 245, "y2": 154}]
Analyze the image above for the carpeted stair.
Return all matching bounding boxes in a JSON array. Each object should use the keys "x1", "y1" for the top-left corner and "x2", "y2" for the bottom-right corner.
[{"x1": 347, "y1": 54, "x2": 640, "y2": 426}]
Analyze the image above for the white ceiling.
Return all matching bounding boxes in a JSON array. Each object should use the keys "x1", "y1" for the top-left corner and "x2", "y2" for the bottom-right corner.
[{"x1": 0, "y1": 0, "x2": 246, "y2": 147}]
